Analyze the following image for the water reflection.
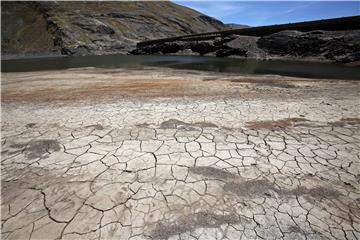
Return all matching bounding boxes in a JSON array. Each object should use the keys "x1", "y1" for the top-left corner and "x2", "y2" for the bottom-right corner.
[{"x1": 2, "y1": 54, "x2": 360, "y2": 80}]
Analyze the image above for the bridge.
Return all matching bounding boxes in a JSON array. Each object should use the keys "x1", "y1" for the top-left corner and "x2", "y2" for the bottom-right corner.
[{"x1": 137, "y1": 15, "x2": 360, "y2": 48}]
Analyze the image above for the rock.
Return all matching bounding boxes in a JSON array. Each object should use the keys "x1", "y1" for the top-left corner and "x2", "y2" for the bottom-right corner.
[
  {"x1": 257, "y1": 30, "x2": 360, "y2": 62},
  {"x1": 61, "y1": 46, "x2": 90, "y2": 56},
  {"x1": 161, "y1": 43, "x2": 181, "y2": 54},
  {"x1": 225, "y1": 36, "x2": 252, "y2": 49},
  {"x1": 224, "y1": 36, "x2": 267, "y2": 59},
  {"x1": 212, "y1": 37, "x2": 223, "y2": 46},
  {"x1": 190, "y1": 41, "x2": 218, "y2": 55},
  {"x1": 131, "y1": 41, "x2": 191, "y2": 55},
  {"x1": 332, "y1": 51, "x2": 360, "y2": 63},
  {"x1": 257, "y1": 30, "x2": 322, "y2": 56},
  {"x1": 74, "y1": 19, "x2": 115, "y2": 35},
  {"x1": 129, "y1": 44, "x2": 163, "y2": 55},
  {"x1": 216, "y1": 48, "x2": 247, "y2": 57},
  {"x1": 128, "y1": 48, "x2": 144, "y2": 55}
]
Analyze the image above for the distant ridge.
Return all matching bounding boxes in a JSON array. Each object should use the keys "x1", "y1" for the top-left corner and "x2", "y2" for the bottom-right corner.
[{"x1": 225, "y1": 23, "x2": 250, "y2": 30}]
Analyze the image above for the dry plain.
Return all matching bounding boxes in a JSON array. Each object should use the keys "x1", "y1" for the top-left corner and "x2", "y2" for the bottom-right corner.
[{"x1": 1, "y1": 67, "x2": 360, "y2": 240}]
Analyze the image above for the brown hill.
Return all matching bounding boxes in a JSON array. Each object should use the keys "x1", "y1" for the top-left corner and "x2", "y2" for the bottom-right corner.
[
  {"x1": 1, "y1": 1, "x2": 227, "y2": 56},
  {"x1": 225, "y1": 23, "x2": 250, "y2": 30}
]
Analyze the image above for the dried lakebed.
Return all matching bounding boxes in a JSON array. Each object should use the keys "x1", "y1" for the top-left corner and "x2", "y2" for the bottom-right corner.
[{"x1": 1, "y1": 67, "x2": 360, "y2": 240}]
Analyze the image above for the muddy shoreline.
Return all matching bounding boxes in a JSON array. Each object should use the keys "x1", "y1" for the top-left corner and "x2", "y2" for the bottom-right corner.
[
  {"x1": 2, "y1": 67, "x2": 360, "y2": 103},
  {"x1": 2, "y1": 52, "x2": 360, "y2": 68}
]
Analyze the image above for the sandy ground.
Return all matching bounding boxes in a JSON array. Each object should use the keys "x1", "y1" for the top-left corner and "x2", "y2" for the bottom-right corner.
[{"x1": 1, "y1": 67, "x2": 360, "y2": 240}]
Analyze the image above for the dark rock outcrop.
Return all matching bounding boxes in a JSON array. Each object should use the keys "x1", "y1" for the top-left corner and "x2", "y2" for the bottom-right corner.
[
  {"x1": 129, "y1": 41, "x2": 190, "y2": 55},
  {"x1": 190, "y1": 41, "x2": 218, "y2": 55},
  {"x1": 132, "y1": 30, "x2": 360, "y2": 64}
]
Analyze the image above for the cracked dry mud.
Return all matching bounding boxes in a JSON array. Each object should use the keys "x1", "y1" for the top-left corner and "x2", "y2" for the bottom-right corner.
[{"x1": 1, "y1": 67, "x2": 360, "y2": 240}]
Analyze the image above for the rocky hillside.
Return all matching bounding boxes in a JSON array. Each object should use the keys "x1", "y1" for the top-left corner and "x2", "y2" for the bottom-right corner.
[{"x1": 1, "y1": 1, "x2": 228, "y2": 56}]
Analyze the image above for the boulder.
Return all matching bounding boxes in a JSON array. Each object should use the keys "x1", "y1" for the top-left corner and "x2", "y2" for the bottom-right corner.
[
  {"x1": 161, "y1": 42, "x2": 181, "y2": 54},
  {"x1": 190, "y1": 41, "x2": 218, "y2": 55}
]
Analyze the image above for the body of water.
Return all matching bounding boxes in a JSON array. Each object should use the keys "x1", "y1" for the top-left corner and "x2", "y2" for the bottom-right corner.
[{"x1": 2, "y1": 54, "x2": 360, "y2": 80}]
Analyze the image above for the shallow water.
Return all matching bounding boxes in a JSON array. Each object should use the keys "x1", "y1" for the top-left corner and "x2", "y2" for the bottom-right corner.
[{"x1": 2, "y1": 54, "x2": 360, "y2": 80}]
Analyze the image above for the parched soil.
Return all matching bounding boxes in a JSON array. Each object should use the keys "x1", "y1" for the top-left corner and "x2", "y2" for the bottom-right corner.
[{"x1": 1, "y1": 67, "x2": 360, "y2": 240}]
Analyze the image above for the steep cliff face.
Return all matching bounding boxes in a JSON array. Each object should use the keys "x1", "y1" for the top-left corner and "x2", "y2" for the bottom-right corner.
[{"x1": 1, "y1": 1, "x2": 227, "y2": 56}]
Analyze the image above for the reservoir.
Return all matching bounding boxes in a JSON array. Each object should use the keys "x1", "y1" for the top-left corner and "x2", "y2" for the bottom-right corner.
[{"x1": 2, "y1": 54, "x2": 360, "y2": 80}]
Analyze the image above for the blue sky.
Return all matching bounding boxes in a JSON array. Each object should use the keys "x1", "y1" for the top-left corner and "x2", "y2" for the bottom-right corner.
[{"x1": 173, "y1": 1, "x2": 360, "y2": 26}]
